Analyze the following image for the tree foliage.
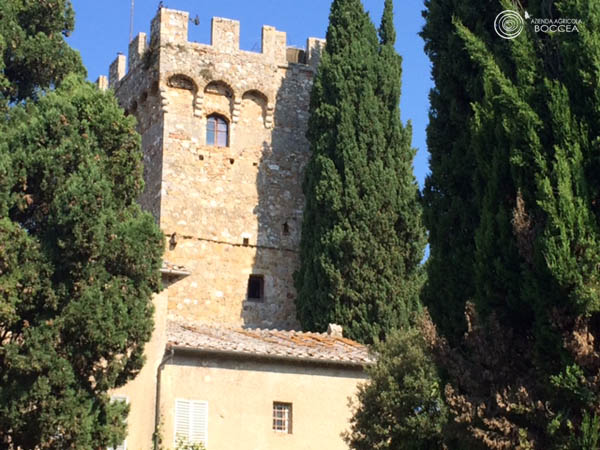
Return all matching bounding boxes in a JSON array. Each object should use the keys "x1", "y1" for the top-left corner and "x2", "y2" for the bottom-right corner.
[
  {"x1": 358, "y1": 0, "x2": 600, "y2": 448},
  {"x1": 420, "y1": 0, "x2": 507, "y2": 343},
  {"x1": 416, "y1": 0, "x2": 600, "y2": 448},
  {"x1": 0, "y1": 75, "x2": 163, "y2": 449},
  {"x1": 347, "y1": 324, "x2": 447, "y2": 450},
  {"x1": 0, "y1": 2, "x2": 163, "y2": 448},
  {"x1": 295, "y1": 0, "x2": 426, "y2": 344},
  {"x1": 0, "y1": 0, "x2": 85, "y2": 104}
]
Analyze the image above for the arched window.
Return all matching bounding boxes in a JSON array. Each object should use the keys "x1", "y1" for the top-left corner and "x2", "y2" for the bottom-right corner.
[{"x1": 206, "y1": 115, "x2": 229, "y2": 147}]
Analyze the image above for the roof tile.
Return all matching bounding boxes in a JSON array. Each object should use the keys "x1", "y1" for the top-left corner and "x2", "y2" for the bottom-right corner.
[{"x1": 166, "y1": 317, "x2": 374, "y2": 365}]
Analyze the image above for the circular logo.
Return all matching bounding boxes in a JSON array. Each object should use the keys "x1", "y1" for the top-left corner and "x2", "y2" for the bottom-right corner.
[{"x1": 494, "y1": 10, "x2": 524, "y2": 39}]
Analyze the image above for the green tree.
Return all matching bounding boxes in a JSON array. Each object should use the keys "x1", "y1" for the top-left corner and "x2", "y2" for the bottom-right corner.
[
  {"x1": 295, "y1": 0, "x2": 426, "y2": 344},
  {"x1": 346, "y1": 324, "x2": 447, "y2": 450},
  {"x1": 0, "y1": 0, "x2": 84, "y2": 104},
  {"x1": 0, "y1": 75, "x2": 163, "y2": 449},
  {"x1": 418, "y1": 0, "x2": 600, "y2": 447},
  {"x1": 0, "y1": 2, "x2": 164, "y2": 448},
  {"x1": 420, "y1": 0, "x2": 503, "y2": 343}
]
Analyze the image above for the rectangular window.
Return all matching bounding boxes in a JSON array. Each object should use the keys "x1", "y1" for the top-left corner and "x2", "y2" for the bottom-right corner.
[
  {"x1": 206, "y1": 115, "x2": 229, "y2": 147},
  {"x1": 273, "y1": 402, "x2": 292, "y2": 434},
  {"x1": 175, "y1": 399, "x2": 208, "y2": 447},
  {"x1": 217, "y1": 121, "x2": 228, "y2": 147},
  {"x1": 107, "y1": 396, "x2": 128, "y2": 450},
  {"x1": 247, "y1": 275, "x2": 264, "y2": 301},
  {"x1": 206, "y1": 127, "x2": 215, "y2": 146}
]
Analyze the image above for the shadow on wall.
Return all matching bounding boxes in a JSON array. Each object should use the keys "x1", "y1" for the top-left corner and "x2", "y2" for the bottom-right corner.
[{"x1": 241, "y1": 64, "x2": 313, "y2": 330}]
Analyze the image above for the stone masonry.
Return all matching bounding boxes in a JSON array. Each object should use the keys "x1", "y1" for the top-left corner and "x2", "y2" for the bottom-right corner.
[{"x1": 105, "y1": 8, "x2": 325, "y2": 329}]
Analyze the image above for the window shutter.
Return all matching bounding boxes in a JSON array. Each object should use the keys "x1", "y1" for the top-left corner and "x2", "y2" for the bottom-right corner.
[
  {"x1": 175, "y1": 399, "x2": 208, "y2": 446},
  {"x1": 175, "y1": 399, "x2": 191, "y2": 443},
  {"x1": 190, "y1": 401, "x2": 208, "y2": 444}
]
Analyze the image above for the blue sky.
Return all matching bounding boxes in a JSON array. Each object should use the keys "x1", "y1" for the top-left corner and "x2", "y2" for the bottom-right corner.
[{"x1": 68, "y1": 0, "x2": 432, "y2": 187}]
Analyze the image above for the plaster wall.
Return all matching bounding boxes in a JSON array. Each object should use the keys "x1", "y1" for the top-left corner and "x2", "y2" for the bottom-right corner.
[
  {"x1": 159, "y1": 356, "x2": 367, "y2": 450},
  {"x1": 108, "y1": 285, "x2": 170, "y2": 450}
]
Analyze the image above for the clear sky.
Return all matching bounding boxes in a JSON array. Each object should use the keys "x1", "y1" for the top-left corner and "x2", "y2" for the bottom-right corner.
[{"x1": 68, "y1": 0, "x2": 432, "y2": 187}]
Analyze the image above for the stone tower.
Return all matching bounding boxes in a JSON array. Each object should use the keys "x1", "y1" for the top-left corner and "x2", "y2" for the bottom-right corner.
[{"x1": 105, "y1": 8, "x2": 324, "y2": 330}]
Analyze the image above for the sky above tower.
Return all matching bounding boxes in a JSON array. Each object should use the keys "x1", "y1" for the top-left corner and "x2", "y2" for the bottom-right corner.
[{"x1": 68, "y1": 0, "x2": 432, "y2": 187}]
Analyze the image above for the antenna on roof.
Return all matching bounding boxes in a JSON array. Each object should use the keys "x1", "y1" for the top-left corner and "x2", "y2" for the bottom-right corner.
[
  {"x1": 129, "y1": 0, "x2": 135, "y2": 42},
  {"x1": 191, "y1": 15, "x2": 200, "y2": 26}
]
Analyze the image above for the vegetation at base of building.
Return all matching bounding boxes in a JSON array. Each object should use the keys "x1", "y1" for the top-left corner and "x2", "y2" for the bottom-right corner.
[
  {"x1": 295, "y1": 0, "x2": 426, "y2": 344},
  {"x1": 351, "y1": 0, "x2": 600, "y2": 448},
  {"x1": 0, "y1": 1, "x2": 164, "y2": 448},
  {"x1": 175, "y1": 439, "x2": 207, "y2": 450},
  {"x1": 345, "y1": 323, "x2": 447, "y2": 450}
]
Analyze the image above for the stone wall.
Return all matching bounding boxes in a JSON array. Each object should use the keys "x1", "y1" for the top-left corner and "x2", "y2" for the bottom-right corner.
[{"x1": 108, "y1": 8, "x2": 324, "y2": 330}]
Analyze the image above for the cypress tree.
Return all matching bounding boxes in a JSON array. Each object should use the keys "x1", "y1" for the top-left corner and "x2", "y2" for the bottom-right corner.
[
  {"x1": 295, "y1": 0, "x2": 425, "y2": 343},
  {"x1": 451, "y1": 0, "x2": 600, "y2": 365},
  {"x1": 421, "y1": 0, "x2": 600, "y2": 446},
  {"x1": 420, "y1": 0, "x2": 503, "y2": 342},
  {"x1": 355, "y1": 0, "x2": 600, "y2": 447},
  {"x1": 0, "y1": 77, "x2": 164, "y2": 449},
  {"x1": 0, "y1": 2, "x2": 164, "y2": 447}
]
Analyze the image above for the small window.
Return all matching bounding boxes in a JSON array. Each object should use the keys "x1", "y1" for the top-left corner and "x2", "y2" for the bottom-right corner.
[
  {"x1": 273, "y1": 402, "x2": 292, "y2": 434},
  {"x1": 174, "y1": 399, "x2": 208, "y2": 447},
  {"x1": 247, "y1": 275, "x2": 264, "y2": 301},
  {"x1": 206, "y1": 115, "x2": 229, "y2": 147},
  {"x1": 282, "y1": 222, "x2": 290, "y2": 235}
]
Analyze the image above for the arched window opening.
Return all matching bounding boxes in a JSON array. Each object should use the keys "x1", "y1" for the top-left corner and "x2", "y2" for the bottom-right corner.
[
  {"x1": 204, "y1": 81, "x2": 233, "y2": 98},
  {"x1": 167, "y1": 74, "x2": 196, "y2": 91},
  {"x1": 241, "y1": 90, "x2": 268, "y2": 126},
  {"x1": 206, "y1": 114, "x2": 229, "y2": 147}
]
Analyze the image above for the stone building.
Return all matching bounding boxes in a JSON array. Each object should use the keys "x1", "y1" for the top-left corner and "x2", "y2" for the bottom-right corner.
[{"x1": 101, "y1": 7, "x2": 372, "y2": 450}]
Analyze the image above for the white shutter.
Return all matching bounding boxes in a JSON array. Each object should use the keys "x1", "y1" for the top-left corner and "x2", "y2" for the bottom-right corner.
[
  {"x1": 175, "y1": 399, "x2": 191, "y2": 443},
  {"x1": 190, "y1": 401, "x2": 208, "y2": 445},
  {"x1": 175, "y1": 399, "x2": 208, "y2": 446}
]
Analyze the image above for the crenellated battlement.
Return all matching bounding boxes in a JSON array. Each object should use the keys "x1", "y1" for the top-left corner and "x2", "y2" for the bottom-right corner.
[{"x1": 106, "y1": 7, "x2": 325, "y2": 88}]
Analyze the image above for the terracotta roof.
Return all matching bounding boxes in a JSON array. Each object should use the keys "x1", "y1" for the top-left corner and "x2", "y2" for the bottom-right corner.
[
  {"x1": 166, "y1": 318, "x2": 374, "y2": 366},
  {"x1": 160, "y1": 261, "x2": 190, "y2": 276}
]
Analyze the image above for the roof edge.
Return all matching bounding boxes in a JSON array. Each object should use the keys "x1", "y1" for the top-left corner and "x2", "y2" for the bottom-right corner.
[
  {"x1": 160, "y1": 268, "x2": 191, "y2": 277},
  {"x1": 167, "y1": 344, "x2": 372, "y2": 370}
]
